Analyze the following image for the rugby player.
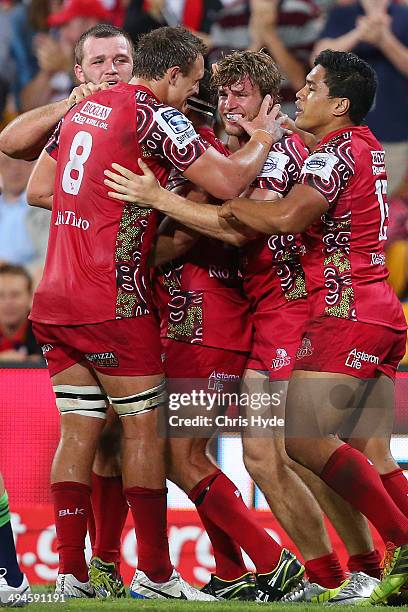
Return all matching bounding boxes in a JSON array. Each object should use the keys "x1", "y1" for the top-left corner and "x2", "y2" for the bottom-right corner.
[
  {"x1": 153, "y1": 71, "x2": 302, "y2": 602},
  {"x1": 214, "y1": 50, "x2": 408, "y2": 604},
  {"x1": 107, "y1": 52, "x2": 386, "y2": 595},
  {"x1": 1, "y1": 24, "x2": 136, "y2": 598},
  {"x1": 25, "y1": 26, "x2": 286, "y2": 600}
]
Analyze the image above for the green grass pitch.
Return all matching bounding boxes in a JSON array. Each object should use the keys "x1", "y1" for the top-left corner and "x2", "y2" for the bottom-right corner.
[{"x1": 19, "y1": 586, "x2": 400, "y2": 611}]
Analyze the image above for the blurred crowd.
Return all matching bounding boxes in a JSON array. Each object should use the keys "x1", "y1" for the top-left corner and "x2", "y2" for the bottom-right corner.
[{"x1": 1, "y1": 0, "x2": 408, "y2": 363}]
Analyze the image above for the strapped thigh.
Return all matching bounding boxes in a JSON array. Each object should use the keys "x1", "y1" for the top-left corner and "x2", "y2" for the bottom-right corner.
[
  {"x1": 53, "y1": 385, "x2": 108, "y2": 419},
  {"x1": 109, "y1": 380, "x2": 167, "y2": 417}
]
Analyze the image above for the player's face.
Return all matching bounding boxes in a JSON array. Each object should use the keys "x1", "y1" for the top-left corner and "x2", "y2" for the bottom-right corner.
[
  {"x1": 0, "y1": 274, "x2": 31, "y2": 328},
  {"x1": 75, "y1": 35, "x2": 134, "y2": 86},
  {"x1": 167, "y1": 55, "x2": 204, "y2": 111},
  {"x1": 295, "y1": 65, "x2": 339, "y2": 137},
  {"x1": 218, "y1": 77, "x2": 263, "y2": 138}
]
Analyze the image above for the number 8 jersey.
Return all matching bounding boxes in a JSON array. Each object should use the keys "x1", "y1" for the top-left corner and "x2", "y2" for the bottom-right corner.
[
  {"x1": 298, "y1": 124, "x2": 406, "y2": 330},
  {"x1": 30, "y1": 83, "x2": 209, "y2": 326}
]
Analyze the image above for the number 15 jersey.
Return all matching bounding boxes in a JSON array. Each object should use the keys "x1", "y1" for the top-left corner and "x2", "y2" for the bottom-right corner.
[
  {"x1": 30, "y1": 83, "x2": 208, "y2": 326},
  {"x1": 299, "y1": 125, "x2": 406, "y2": 330}
]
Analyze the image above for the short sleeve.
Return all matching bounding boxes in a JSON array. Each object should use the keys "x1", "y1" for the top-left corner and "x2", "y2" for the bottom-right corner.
[
  {"x1": 252, "y1": 135, "x2": 309, "y2": 196},
  {"x1": 138, "y1": 105, "x2": 210, "y2": 173},
  {"x1": 45, "y1": 120, "x2": 62, "y2": 160},
  {"x1": 299, "y1": 140, "x2": 355, "y2": 206}
]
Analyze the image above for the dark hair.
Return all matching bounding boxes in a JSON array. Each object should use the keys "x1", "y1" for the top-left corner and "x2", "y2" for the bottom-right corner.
[
  {"x1": 186, "y1": 69, "x2": 217, "y2": 120},
  {"x1": 74, "y1": 24, "x2": 136, "y2": 66},
  {"x1": 0, "y1": 264, "x2": 32, "y2": 292},
  {"x1": 211, "y1": 50, "x2": 281, "y2": 99},
  {"x1": 134, "y1": 26, "x2": 206, "y2": 79},
  {"x1": 314, "y1": 50, "x2": 377, "y2": 125}
]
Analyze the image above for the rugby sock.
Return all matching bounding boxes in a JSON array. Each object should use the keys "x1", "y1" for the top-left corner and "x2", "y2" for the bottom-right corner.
[
  {"x1": 0, "y1": 491, "x2": 24, "y2": 587},
  {"x1": 348, "y1": 549, "x2": 382, "y2": 579},
  {"x1": 91, "y1": 473, "x2": 128, "y2": 571},
  {"x1": 125, "y1": 486, "x2": 173, "y2": 583},
  {"x1": 189, "y1": 471, "x2": 282, "y2": 573},
  {"x1": 305, "y1": 552, "x2": 345, "y2": 588},
  {"x1": 87, "y1": 504, "x2": 96, "y2": 551},
  {"x1": 381, "y1": 468, "x2": 408, "y2": 517},
  {"x1": 51, "y1": 481, "x2": 91, "y2": 583},
  {"x1": 321, "y1": 445, "x2": 408, "y2": 546},
  {"x1": 196, "y1": 510, "x2": 247, "y2": 580},
  {"x1": 190, "y1": 472, "x2": 247, "y2": 579}
]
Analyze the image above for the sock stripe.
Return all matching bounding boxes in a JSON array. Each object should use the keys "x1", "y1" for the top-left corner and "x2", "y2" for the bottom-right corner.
[{"x1": 0, "y1": 491, "x2": 10, "y2": 528}]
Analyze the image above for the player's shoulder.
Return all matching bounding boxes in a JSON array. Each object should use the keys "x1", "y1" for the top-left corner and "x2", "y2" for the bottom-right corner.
[{"x1": 268, "y1": 134, "x2": 309, "y2": 169}]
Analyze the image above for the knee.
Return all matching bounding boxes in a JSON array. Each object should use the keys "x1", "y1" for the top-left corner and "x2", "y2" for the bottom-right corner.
[
  {"x1": 243, "y1": 440, "x2": 287, "y2": 483},
  {"x1": 285, "y1": 438, "x2": 307, "y2": 466},
  {"x1": 168, "y1": 444, "x2": 213, "y2": 492}
]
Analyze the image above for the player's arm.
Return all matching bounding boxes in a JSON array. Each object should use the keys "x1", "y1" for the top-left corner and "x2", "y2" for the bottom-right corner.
[
  {"x1": 219, "y1": 182, "x2": 328, "y2": 234},
  {"x1": 0, "y1": 83, "x2": 106, "y2": 160},
  {"x1": 105, "y1": 161, "x2": 258, "y2": 246},
  {"x1": 153, "y1": 218, "x2": 199, "y2": 266},
  {"x1": 26, "y1": 150, "x2": 56, "y2": 210}
]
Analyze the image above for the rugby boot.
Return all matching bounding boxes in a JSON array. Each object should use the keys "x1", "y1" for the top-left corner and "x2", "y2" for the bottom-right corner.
[
  {"x1": 256, "y1": 548, "x2": 305, "y2": 601},
  {"x1": 201, "y1": 571, "x2": 257, "y2": 600}
]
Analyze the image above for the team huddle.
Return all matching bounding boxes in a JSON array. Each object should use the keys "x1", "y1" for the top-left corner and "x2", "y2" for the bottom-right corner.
[{"x1": 1, "y1": 22, "x2": 408, "y2": 606}]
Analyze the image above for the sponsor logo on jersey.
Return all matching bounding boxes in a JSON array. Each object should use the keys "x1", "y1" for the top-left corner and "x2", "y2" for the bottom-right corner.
[
  {"x1": 371, "y1": 150, "x2": 386, "y2": 175},
  {"x1": 41, "y1": 344, "x2": 54, "y2": 354},
  {"x1": 71, "y1": 112, "x2": 108, "y2": 130},
  {"x1": 55, "y1": 210, "x2": 90, "y2": 230},
  {"x1": 81, "y1": 101, "x2": 112, "y2": 121},
  {"x1": 271, "y1": 348, "x2": 291, "y2": 371},
  {"x1": 296, "y1": 337, "x2": 313, "y2": 359},
  {"x1": 208, "y1": 265, "x2": 231, "y2": 280},
  {"x1": 301, "y1": 152, "x2": 338, "y2": 181},
  {"x1": 371, "y1": 151, "x2": 385, "y2": 166},
  {"x1": 345, "y1": 348, "x2": 379, "y2": 370},
  {"x1": 155, "y1": 107, "x2": 197, "y2": 149},
  {"x1": 370, "y1": 252, "x2": 385, "y2": 266},
  {"x1": 259, "y1": 151, "x2": 290, "y2": 180},
  {"x1": 208, "y1": 370, "x2": 239, "y2": 391},
  {"x1": 84, "y1": 352, "x2": 119, "y2": 368}
]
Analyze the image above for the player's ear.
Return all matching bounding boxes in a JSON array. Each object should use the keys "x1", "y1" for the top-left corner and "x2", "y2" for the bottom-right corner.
[
  {"x1": 168, "y1": 66, "x2": 181, "y2": 86},
  {"x1": 333, "y1": 97, "x2": 350, "y2": 118},
  {"x1": 74, "y1": 64, "x2": 86, "y2": 84}
]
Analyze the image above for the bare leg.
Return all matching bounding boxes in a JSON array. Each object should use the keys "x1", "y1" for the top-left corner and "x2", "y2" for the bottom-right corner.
[{"x1": 241, "y1": 369, "x2": 332, "y2": 561}]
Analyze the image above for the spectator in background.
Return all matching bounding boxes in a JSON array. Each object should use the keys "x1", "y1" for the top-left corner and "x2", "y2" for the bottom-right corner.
[
  {"x1": 249, "y1": 0, "x2": 328, "y2": 117},
  {"x1": 0, "y1": 153, "x2": 50, "y2": 279},
  {"x1": 314, "y1": 0, "x2": 408, "y2": 197},
  {"x1": 208, "y1": 0, "x2": 250, "y2": 63},
  {"x1": 124, "y1": 0, "x2": 222, "y2": 48},
  {"x1": 0, "y1": 0, "x2": 16, "y2": 123},
  {"x1": 20, "y1": 0, "x2": 110, "y2": 112},
  {"x1": 0, "y1": 264, "x2": 43, "y2": 362}
]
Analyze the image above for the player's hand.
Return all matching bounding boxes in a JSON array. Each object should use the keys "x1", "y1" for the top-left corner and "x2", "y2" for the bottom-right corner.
[
  {"x1": 218, "y1": 200, "x2": 236, "y2": 220},
  {"x1": 239, "y1": 99, "x2": 289, "y2": 143},
  {"x1": 104, "y1": 159, "x2": 161, "y2": 207},
  {"x1": 67, "y1": 82, "x2": 109, "y2": 109}
]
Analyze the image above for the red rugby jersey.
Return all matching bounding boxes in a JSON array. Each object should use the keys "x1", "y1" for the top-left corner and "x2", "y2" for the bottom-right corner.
[
  {"x1": 242, "y1": 134, "x2": 309, "y2": 312},
  {"x1": 153, "y1": 126, "x2": 252, "y2": 352},
  {"x1": 298, "y1": 125, "x2": 406, "y2": 330},
  {"x1": 30, "y1": 84, "x2": 209, "y2": 325}
]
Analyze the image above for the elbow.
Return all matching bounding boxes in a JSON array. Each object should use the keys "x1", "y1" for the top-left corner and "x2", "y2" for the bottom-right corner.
[
  {"x1": 26, "y1": 187, "x2": 44, "y2": 208},
  {"x1": 0, "y1": 132, "x2": 20, "y2": 159},
  {"x1": 278, "y1": 211, "x2": 308, "y2": 234},
  {"x1": 229, "y1": 233, "x2": 249, "y2": 247},
  {"x1": 211, "y1": 185, "x2": 239, "y2": 200}
]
